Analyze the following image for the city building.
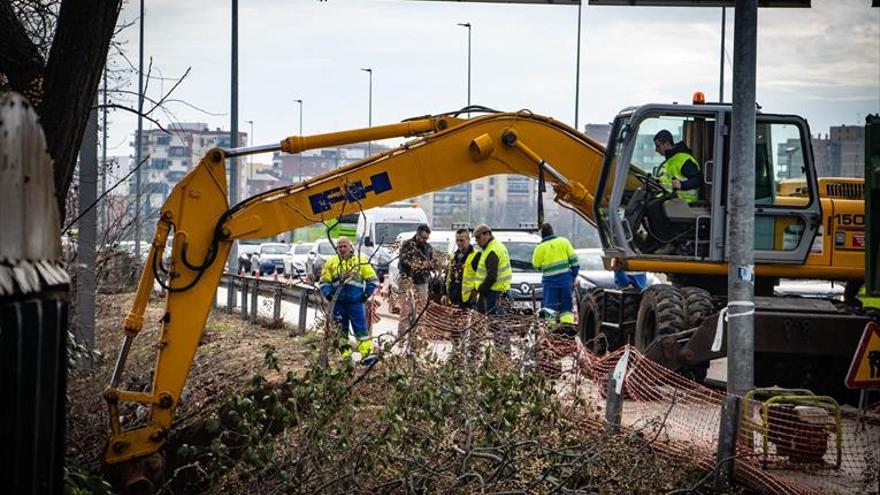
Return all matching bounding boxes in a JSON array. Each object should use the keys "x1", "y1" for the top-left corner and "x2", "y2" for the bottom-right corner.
[
  {"x1": 470, "y1": 175, "x2": 537, "y2": 229},
  {"x1": 128, "y1": 123, "x2": 247, "y2": 239},
  {"x1": 812, "y1": 125, "x2": 865, "y2": 178},
  {"x1": 271, "y1": 142, "x2": 388, "y2": 183},
  {"x1": 431, "y1": 183, "x2": 469, "y2": 230}
]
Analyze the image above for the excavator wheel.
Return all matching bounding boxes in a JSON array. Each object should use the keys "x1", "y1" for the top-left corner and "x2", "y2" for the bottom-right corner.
[
  {"x1": 680, "y1": 286, "x2": 715, "y2": 328},
  {"x1": 578, "y1": 288, "x2": 638, "y2": 355},
  {"x1": 578, "y1": 288, "x2": 607, "y2": 354},
  {"x1": 678, "y1": 286, "x2": 715, "y2": 382},
  {"x1": 634, "y1": 285, "x2": 687, "y2": 353},
  {"x1": 105, "y1": 452, "x2": 165, "y2": 495}
]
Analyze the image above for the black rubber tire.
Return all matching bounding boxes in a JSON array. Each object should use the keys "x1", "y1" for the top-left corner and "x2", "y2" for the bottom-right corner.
[
  {"x1": 609, "y1": 292, "x2": 640, "y2": 352},
  {"x1": 679, "y1": 286, "x2": 715, "y2": 328},
  {"x1": 578, "y1": 288, "x2": 639, "y2": 354},
  {"x1": 578, "y1": 288, "x2": 607, "y2": 354},
  {"x1": 634, "y1": 284, "x2": 687, "y2": 353}
]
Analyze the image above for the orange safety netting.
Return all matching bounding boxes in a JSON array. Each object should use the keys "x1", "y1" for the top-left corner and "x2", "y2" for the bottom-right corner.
[{"x1": 400, "y1": 301, "x2": 880, "y2": 495}]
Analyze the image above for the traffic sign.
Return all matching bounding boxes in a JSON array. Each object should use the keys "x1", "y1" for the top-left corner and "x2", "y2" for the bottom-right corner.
[{"x1": 845, "y1": 321, "x2": 880, "y2": 389}]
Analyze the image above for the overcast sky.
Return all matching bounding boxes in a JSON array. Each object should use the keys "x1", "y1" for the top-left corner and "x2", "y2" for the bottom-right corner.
[{"x1": 104, "y1": 0, "x2": 879, "y2": 163}]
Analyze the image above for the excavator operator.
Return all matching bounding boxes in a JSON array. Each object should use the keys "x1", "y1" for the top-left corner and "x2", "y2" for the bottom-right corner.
[
  {"x1": 643, "y1": 129, "x2": 703, "y2": 254},
  {"x1": 319, "y1": 236, "x2": 379, "y2": 365}
]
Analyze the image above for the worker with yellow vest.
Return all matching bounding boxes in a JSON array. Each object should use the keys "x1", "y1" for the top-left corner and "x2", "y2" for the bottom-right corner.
[
  {"x1": 472, "y1": 224, "x2": 512, "y2": 315},
  {"x1": 319, "y1": 236, "x2": 379, "y2": 365},
  {"x1": 444, "y1": 228, "x2": 479, "y2": 308},
  {"x1": 531, "y1": 223, "x2": 579, "y2": 325},
  {"x1": 644, "y1": 129, "x2": 703, "y2": 254}
]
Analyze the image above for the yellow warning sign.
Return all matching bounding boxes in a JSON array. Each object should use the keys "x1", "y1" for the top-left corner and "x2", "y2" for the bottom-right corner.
[{"x1": 845, "y1": 321, "x2": 880, "y2": 389}]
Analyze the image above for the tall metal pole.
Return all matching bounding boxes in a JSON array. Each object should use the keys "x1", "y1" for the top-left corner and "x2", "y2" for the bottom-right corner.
[
  {"x1": 229, "y1": 0, "x2": 239, "y2": 271},
  {"x1": 295, "y1": 99, "x2": 303, "y2": 182},
  {"x1": 467, "y1": 24, "x2": 471, "y2": 109},
  {"x1": 77, "y1": 95, "x2": 99, "y2": 363},
  {"x1": 101, "y1": 66, "x2": 109, "y2": 237},
  {"x1": 572, "y1": 2, "x2": 583, "y2": 240},
  {"x1": 458, "y1": 22, "x2": 473, "y2": 225},
  {"x1": 727, "y1": 0, "x2": 757, "y2": 396},
  {"x1": 361, "y1": 68, "x2": 373, "y2": 155},
  {"x1": 456, "y1": 23, "x2": 471, "y2": 110},
  {"x1": 719, "y1": 7, "x2": 726, "y2": 103},
  {"x1": 574, "y1": 3, "x2": 582, "y2": 130},
  {"x1": 134, "y1": 0, "x2": 144, "y2": 260},
  {"x1": 246, "y1": 119, "x2": 254, "y2": 194}
]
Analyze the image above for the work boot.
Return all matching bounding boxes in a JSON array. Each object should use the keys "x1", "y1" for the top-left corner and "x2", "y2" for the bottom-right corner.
[
  {"x1": 357, "y1": 338, "x2": 376, "y2": 366},
  {"x1": 339, "y1": 344, "x2": 353, "y2": 360}
]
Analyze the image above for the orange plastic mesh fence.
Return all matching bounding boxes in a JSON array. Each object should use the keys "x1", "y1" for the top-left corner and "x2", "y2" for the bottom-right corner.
[
  {"x1": 392, "y1": 301, "x2": 879, "y2": 495},
  {"x1": 573, "y1": 342, "x2": 879, "y2": 495}
]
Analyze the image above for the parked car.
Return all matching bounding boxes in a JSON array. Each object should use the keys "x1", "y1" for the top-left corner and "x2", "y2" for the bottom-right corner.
[
  {"x1": 251, "y1": 242, "x2": 291, "y2": 276},
  {"x1": 283, "y1": 242, "x2": 311, "y2": 278},
  {"x1": 305, "y1": 239, "x2": 337, "y2": 280},
  {"x1": 494, "y1": 231, "x2": 544, "y2": 313},
  {"x1": 436, "y1": 230, "x2": 545, "y2": 313}
]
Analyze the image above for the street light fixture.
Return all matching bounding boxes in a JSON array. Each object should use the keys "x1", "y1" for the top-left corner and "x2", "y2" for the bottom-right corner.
[
  {"x1": 245, "y1": 119, "x2": 254, "y2": 195},
  {"x1": 457, "y1": 22, "x2": 471, "y2": 114},
  {"x1": 361, "y1": 68, "x2": 373, "y2": 156},
  {"x1": 456, "y1": 23, "x2": 472, "y2": 225},
  {"x1": 294, "y1": 99, "x2": 303, "y2": 182}
]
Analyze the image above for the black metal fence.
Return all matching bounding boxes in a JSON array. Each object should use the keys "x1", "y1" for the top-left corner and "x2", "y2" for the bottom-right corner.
[{"x1": 218, "y1": 273, "x2": 320, "y2": 334}]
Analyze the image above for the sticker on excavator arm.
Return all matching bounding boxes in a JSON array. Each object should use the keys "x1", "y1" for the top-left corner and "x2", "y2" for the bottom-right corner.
[{"x1": 845, "y1": 321, "x2": 880, "y2": 389}]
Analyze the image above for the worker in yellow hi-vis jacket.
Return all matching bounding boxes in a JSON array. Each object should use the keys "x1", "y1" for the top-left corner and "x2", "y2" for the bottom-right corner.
[
  {"x1": 320, "y1": 236, "x2": 379, "y2": 365},
  {"x1": 531, "y1": 223, "x2": 579, "y2": 324}
]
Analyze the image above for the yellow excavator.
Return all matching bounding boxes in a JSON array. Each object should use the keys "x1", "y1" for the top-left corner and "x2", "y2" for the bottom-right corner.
[{"x1": 103, "y1": 102, "x2": 871, "y2": 490}]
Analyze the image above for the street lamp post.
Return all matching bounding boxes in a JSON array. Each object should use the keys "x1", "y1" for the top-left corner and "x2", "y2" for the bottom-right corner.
[
  {"x1": 134, "y1": 0, "x2": 145, "y2": 262},
  {"x1": 294, "y1": 99, "x2": 303, "y2": 182},
  {"x1": 457, "y1": 22, "x2": 471, "y2": 112},
  {"x1": 457, "y1": 22, "x2": 472, "y2": 225},
  {"x1": 245, "y1": 119, "x2": 254, "y2": 195},
  {"x1": 361, "y1": 68, "x2": 373, "y2": 156},
  {"x1": 720, "y1": 7, "x2": 727, "y2": 102}
]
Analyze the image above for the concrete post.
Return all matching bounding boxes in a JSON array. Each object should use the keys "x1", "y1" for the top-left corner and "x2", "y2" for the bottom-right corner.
[
  {"x1": 249, "y1": 280, "x2": 259, "y2": 323},
  {"x1": 298, "y1": 291, "x2": 310, "y2": 335},
  {"x1": 726, "y1": 0, "x2": 757, "y2": 396},
  {"x1": 240, "y1": 278, "x2": 249, "y2": 320},
  {"x1": 226, "y1": 276, "x2": 236, "y2": 313},
  {"x1": 76, "y1": 96, "x2": 99, "y2": 362},
  {"x1": 273, "y1": 286, "x2": 283, "y2": 322}
]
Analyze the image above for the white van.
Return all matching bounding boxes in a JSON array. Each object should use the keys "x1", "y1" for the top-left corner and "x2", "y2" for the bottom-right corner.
[{"x1": 356, "y1": 204, "x2": 429, "y2": 247}]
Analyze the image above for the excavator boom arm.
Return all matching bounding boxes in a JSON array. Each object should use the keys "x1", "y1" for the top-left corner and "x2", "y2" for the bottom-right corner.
[
  {"x1": 103, "y1": 111, "x2": 612, "y2": 486},
  {"x1": 224, "y1": 112, "x2": 606, "y2": 239}
]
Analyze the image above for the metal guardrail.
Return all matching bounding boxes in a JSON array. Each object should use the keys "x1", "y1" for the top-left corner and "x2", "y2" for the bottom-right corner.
[{"x1": 218, "y1": 273, "x2": 320, "y2": 334}]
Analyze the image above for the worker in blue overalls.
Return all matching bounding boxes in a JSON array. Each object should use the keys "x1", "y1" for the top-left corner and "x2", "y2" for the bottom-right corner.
[
  {"x1": 531, "y1": 223, "x2": 580, "y2": 325},
  {"x1": 320, "y1": 236, "x2": 379, "y2": 365}
]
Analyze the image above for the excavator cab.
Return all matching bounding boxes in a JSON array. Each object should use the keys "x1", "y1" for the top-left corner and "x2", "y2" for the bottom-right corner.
[{"x1": 595, "y1": 103, "x2": 823, "y2": 268}]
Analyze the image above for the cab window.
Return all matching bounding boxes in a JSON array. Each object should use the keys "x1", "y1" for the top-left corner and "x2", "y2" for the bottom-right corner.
[{"x1": 754, "y1": 122, "x2": 810, "y2": 207}]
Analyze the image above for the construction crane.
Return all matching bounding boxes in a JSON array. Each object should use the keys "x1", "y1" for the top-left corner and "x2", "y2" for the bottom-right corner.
[{"x1": 103, "y1": 104, "x2": 872, "y2": 491}]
